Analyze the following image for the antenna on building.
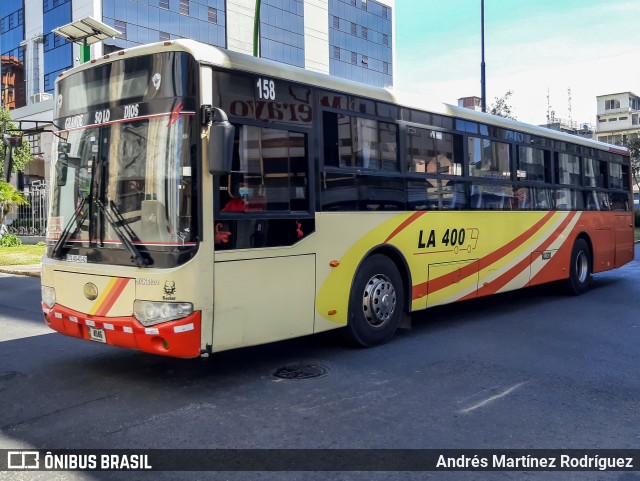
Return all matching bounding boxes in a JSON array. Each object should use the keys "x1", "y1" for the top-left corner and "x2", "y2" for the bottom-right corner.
[
  {"x1": 568, "y1": 87, "x2": 572, "y2": 124},
  {"x1": 546, "y1": 86, "x2": 551, "y2": 123}
]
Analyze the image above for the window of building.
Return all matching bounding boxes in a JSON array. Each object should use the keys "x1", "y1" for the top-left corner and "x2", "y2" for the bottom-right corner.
[
  {"x1": 333, "y1": 15, "x2": 339, "y2": 28},
  {"x1": 362, "y1": 26, "x2": 368, "y2": 40},
  {"x1": 618, "y1": 117, "x2": 628, "y2": 121},
  {"x1": 383, "y1": 62, "x2": 388, "y2": 74},
  {"x1": 383, "y1": 34, "x2": 388, "y2": 47},
  {"x1": 630, "y1": 97, "x2": 639, "y2": 110},
  {"x1": 633, "y1": 114, "x2": 639, "y2": 125},
  {"x1": 605, "y1": 99, "x2": 621, "y2": 110},
  {"x1": 361, "y1": 55, "x2": 368, "y2": 67},
  {"x1": 179, "y1": 0, "x2": 189, "y2": 15},
  {"x1": 114, "y1": 20, "x2": 127, "y2": 39},
  {"x1": 468, "y1": 137, "x2": 511, "y2": 178},
  {"x1": 351, "y1": 52, "x2": 357, "y2": 64},
  {"x1": 333, "y1": 46, "x2": 340, "y2": 59},
  {"x1": 351, "y1": 22, "x2": 357, "y2": 35},
  {"x1": 159, "y1": 0, "x2": 169, "y2": 10},
  {"x1": 361, "y1": 0, "x2": 367, "y2": 10},
  {"x1": 208, "y1": 7, "x2": 218, "y2": 23},
  {"x1": 406, "y1": 127, "x2": 462, "y2": 175},
  {"x1": 323, "y1": 112, "x2": 398, "y2": 171},
  {"x1": 159, "y1": 31, "x2": 170, "y2": 41}
]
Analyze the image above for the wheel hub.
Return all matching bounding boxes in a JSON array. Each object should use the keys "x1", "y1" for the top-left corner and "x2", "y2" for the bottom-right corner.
[{"x1": 362, "y1": 274, "x2": 396, "y2": 328}]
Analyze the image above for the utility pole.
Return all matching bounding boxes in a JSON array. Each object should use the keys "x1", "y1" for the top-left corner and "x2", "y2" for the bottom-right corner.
[
  {"x1": 480, "y1": 0, "x2": 486, "y2": 113},
  {"x1": 253, "y1": 0, "x2": 262, "y2": 57}
]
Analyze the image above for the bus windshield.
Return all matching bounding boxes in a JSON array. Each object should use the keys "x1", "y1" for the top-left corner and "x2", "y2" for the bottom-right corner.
[
  {"x1": 47, "y1": 51, "x2": 199, "y2": 267},
  {"x1": 50, "y1": 114, "x2": 193, "y2": 247}
]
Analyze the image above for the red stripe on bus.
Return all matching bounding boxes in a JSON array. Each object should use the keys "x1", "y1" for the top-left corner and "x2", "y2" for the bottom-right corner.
[
  {"x1": 411, "y1": 211, "x2": 556, "y2": 300},
  {"x1": 384, "y1": 211, "x2": 427, "y2": 244},
  {"x1": 94, "y1": 278, "x2": 131, "y2": 317},
  {"x1": 459, "y1": 212, "x2": 577, "y2": 301}
]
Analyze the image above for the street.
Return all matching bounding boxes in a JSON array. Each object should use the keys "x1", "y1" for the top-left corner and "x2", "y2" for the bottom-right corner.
[{"x1": 1, "y1": 246, "x2": 639, "y2": 481}]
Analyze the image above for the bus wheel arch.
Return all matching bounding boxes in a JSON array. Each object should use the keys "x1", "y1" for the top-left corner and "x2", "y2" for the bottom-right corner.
[
  {"x1": 346, "y1": 246, "x2": 411, "y2": 347},
  {"x1": 564, "y1": 235, "x2": 593, "y2": 295}
]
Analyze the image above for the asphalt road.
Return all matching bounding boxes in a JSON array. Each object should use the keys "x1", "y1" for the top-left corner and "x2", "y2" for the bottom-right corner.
[{"x1": 1, "y1": 246, "x2": 639, "y2": 481}]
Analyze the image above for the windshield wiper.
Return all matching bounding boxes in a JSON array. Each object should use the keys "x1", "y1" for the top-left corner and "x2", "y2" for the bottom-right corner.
[
  {"x1": 94, "y1": 198, "x2": 151, "y2": 267},
  {"x1": 51, "y1": 196, "x2": 89, "y2": 260}
]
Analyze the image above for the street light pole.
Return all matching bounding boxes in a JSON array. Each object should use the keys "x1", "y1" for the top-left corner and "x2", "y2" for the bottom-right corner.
[
  {"x1": 480, "y1": 0, "x2": 486, "y2": 113},
  {"x1": 253, "y1": 0, "x2": 261, "y2": 57}
]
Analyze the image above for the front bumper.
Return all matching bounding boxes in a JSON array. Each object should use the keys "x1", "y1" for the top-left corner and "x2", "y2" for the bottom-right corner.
[{"x1": 43, "y1": 304, "x2": 202, "y2": 358}]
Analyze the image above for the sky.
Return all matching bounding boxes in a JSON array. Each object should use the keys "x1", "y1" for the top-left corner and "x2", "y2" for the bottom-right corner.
[{"x1": 393, "y1": 0, "x2": 640, "y2": 127}]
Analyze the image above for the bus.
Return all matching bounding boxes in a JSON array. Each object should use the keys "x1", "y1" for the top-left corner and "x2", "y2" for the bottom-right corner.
[{"x1": 41, "y1": 39, "x2": 635, "y2": 357}]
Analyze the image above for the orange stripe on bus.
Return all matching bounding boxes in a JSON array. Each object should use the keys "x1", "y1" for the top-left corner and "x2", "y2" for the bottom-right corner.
[
  {"x1": 459, "y1": 212, "x2": 577, "y2": 301},
  {"x1": 384, "y1": 211, "x2": 427, "y2": 244},
  {"x1": 411, "y1": 211, "x2": 556, "y2": 300},
  {"x1": 94, "y1": 278, "x2": 131, "y2": 317},
  {"x1": 88, "y1": 278, "x2": 118, "y2": 316}
]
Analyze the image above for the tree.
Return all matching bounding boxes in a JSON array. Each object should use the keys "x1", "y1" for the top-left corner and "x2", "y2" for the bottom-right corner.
[
  {"x1": 0, "y1": 108, "x2": 32, "y2": 180},
  {"x1": 626, "y1": 136, "x2": 640, "y2": 194},
  {"x1": 0, "y1": 181, "x2": 28, "y2": 233},
  {"x1": 489, "y1": 90, "x2": 517, "y2": 120}
]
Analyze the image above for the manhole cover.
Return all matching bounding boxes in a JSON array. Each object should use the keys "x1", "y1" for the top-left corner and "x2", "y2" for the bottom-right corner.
[{"x1": 273, "y1": 363, "x2": 329, "y2": 380}]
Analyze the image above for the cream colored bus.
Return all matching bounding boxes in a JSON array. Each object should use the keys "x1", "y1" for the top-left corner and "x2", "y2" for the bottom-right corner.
[{"x1": 41, "y1": 40, "x2": 634, "y2": 357}]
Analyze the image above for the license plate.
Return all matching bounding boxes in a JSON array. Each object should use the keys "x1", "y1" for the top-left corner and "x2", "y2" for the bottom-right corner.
[{"x1": 88, "y1": 326, "x2": 106, "y2": 343}]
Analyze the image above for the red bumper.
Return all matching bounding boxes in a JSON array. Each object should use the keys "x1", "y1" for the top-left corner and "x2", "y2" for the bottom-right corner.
[{"x1": 43, "y1": 304, "x2": 202, "y2": 358}]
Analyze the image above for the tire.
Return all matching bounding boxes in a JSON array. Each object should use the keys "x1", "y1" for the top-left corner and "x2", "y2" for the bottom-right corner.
[
  {"x1": 346, "y1": 254, "x2": 404, "y2": 347},
  {"x1": 563, "y1": 238, "x2": 592, "y2": 295}
]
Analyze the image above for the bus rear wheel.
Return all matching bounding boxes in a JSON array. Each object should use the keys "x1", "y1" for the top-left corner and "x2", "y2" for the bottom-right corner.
[
  {"x1": 346, "y1": 254, "x2": 404, "y2": 347},
  {"x1": 564, "y1": 238, "x2": 592, "y2": 295}
]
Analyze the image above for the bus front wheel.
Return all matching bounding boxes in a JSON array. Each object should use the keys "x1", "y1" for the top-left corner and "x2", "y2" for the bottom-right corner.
[
  {"x1": 564, "y1": 238, "x2": 592, "y2": 295},
  {"x1": 346, "y1": 254, "x2": 404, "y2": 347}
]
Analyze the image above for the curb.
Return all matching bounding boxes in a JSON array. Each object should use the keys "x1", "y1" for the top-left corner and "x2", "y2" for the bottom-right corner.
[{"x1": 0, "y1": 265, "x2": 41, "y2": 278}]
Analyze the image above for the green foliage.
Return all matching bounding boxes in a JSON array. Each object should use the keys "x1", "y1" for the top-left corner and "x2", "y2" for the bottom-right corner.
[
  {"x1": 0, "y1": 108, "x2": 32, "y2": 178},
  {"x1": 0, "y1": 233, "x2": 22, "y2": 247},
  {"x1": 0, "y1": 181, "x2": 29, "y2": 226},
  {"x1": 36, "y1": 241, "x2": 46, "y2": 247},
  {"x1": 634, "y1": 208, "x2": 640, "y2": 227},
  {"x1": 489, "y1": 90, "x2": 517, "y2": 120},
  {"x1": 627, "y1": 137, "x2": 640, "y2": 192}
]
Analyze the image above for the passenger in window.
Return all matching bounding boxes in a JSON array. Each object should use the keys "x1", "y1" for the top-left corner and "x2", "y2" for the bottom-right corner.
[{"x1": 222, "y1": 180, "x2": 246, "y2": 212}]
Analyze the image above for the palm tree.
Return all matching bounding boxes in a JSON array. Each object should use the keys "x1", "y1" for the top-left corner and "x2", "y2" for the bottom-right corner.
[{"x1": 0, "y1": 181, "x2": 28, "y2": 234}]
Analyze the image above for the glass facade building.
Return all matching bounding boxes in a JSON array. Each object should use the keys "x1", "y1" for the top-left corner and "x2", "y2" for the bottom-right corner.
[
  {"x1": 101, "y1": 0, "x2": 226, "y2": 53},
  {"x1": 1, "y1": 2, "x2": 26, "y2": 107},
  {"x1": 328, "y1": 0, "x2": 392, "y2": 87},
  {"x1": 43, "y1": 0, "x2": 73, "y2": 93},
  {"x1": 259, "y1": 0, "x2": 304, "y2": 68}
]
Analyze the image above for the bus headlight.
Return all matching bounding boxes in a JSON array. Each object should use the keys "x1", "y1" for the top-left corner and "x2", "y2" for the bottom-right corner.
[
  {"x1": 42, "y1": 286, "x2": 56, "y2": 308},
  {"x1": 133, "y1": 300, "x2": 193, "y2": 326}
]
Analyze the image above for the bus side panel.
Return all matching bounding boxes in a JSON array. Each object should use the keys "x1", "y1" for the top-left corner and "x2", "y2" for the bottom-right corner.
[
  {"x1": 591, "y1": 229, "x2": 615, "y2": 272},
  {"x1": 212, "y1": 254, "x2": 316, "y2": 352},
  {"x1": 614, "y1": 213, "x2": 635, "y2": 268}
]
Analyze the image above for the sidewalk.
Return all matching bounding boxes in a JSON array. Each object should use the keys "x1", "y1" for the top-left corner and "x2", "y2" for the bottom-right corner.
[{"x1": 0, "y1": 263, "x2": 41, "y2": 277}]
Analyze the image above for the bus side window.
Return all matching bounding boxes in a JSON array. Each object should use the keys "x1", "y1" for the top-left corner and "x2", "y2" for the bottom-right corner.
[{"x1": 220, "y1": 125, "x2": 309, "y2": 213}]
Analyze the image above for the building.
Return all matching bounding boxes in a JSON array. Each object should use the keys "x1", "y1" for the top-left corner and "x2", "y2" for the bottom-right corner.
[
  {"x1": 1, "y1": 0, "x2": 395, "y2": 185},
  {"x1": 539, "y1": 119, "x2": 595, "y2": 140},
  {"x1": 595, "y1": 91, "x2": 640, "y2": 146},
  {"x1": 457, "y1": 96, "x2": 482, "y2": 112}
]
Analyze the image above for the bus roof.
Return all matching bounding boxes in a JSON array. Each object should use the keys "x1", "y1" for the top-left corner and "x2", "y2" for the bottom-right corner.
[{"x1": 59, "y1": 39, "x2": 628, "y2": 157}]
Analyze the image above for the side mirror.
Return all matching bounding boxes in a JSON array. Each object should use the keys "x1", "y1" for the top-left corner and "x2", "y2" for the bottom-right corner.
[
  {"x1": 202, "y1": 106, "x2": 234, "y2": 175},
  {"x1": 56, "y1": 163, "x2": 68, "y2": 186},
  {"x1": 56, "y1": 154, "x2": 69, "y2": 186}
]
